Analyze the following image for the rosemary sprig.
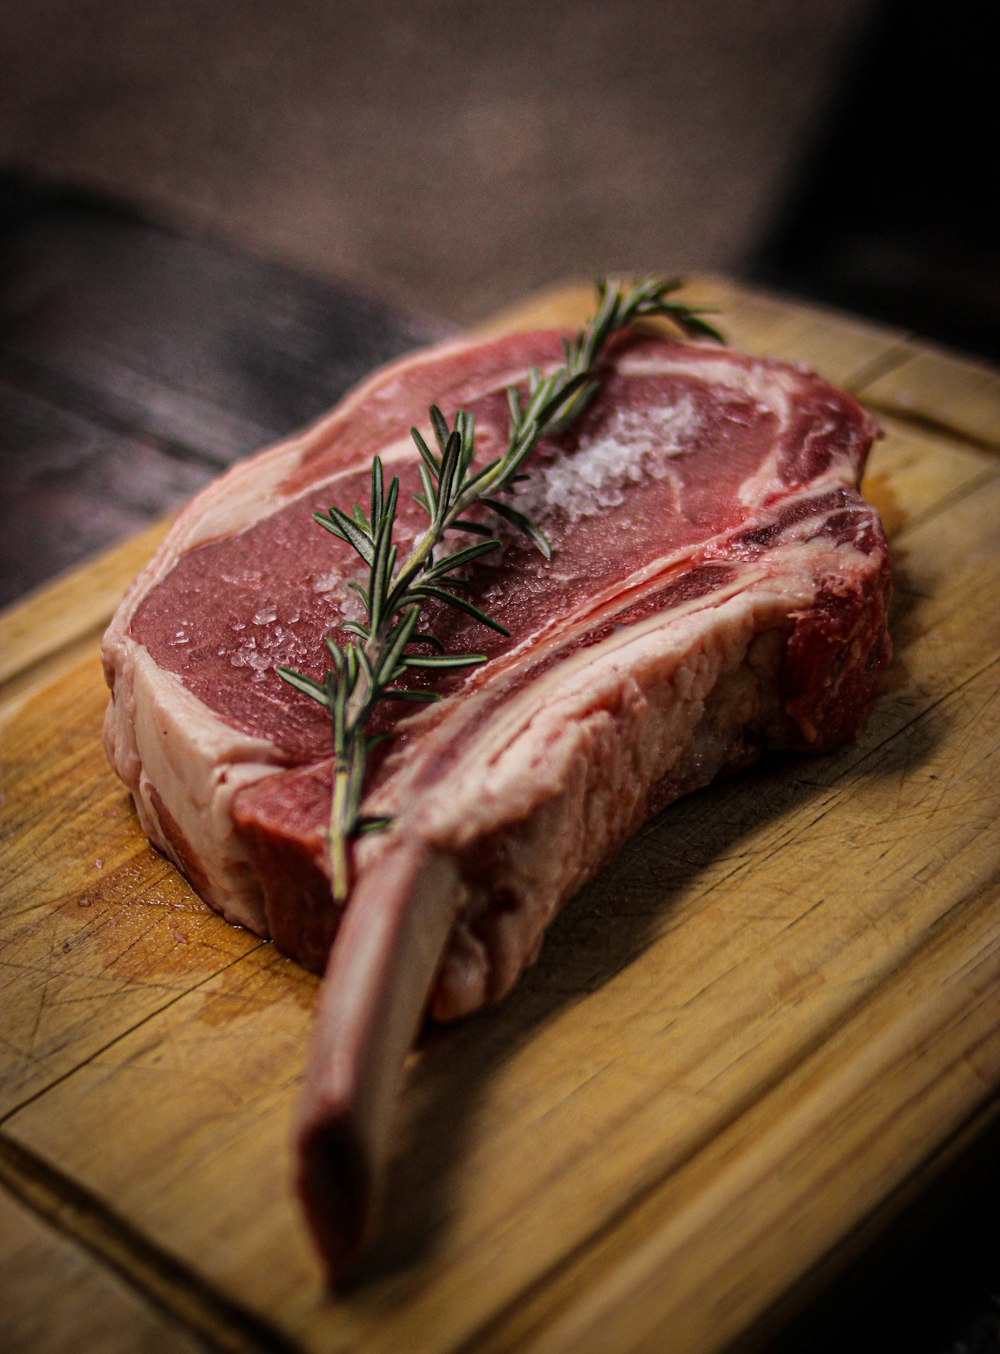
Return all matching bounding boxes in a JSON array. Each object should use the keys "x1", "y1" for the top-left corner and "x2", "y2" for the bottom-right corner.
[{"x1": 278, "y1": 276, "x2": 721, "y2": 902}]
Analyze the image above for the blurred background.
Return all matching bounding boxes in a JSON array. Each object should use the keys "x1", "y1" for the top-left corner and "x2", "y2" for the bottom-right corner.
[
  {"x1": 2, "y1": 4, "x2": 998, "y2": 1349},
  {"x1": 2, "y1": 0, "x2": 995, "y2": 350}
]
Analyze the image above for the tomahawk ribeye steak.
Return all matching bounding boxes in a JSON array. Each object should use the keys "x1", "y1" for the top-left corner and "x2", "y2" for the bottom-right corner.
[{"x1": 102, "y1": 325, "x2": 891, "y2": 1275}]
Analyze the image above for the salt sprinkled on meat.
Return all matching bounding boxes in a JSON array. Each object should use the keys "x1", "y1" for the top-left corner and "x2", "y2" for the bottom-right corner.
[
  {"x1": 514, "y1": 394, "x2": 700, "y2": 523},
  {"x1": 312, "y1": 570, "x2": 341, "y2": 596},
  {"x1": 226, "y1": 606, "x2": 314, "y2": 680}
]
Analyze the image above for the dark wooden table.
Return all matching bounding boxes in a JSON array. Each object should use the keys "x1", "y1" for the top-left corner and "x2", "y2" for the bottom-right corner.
[
  {"x1": 1, "y1": 176, "x2": 997, "y2": 1354},
  {"x1": 0, "y1": 173, "x2": 448, "y2": 608}
]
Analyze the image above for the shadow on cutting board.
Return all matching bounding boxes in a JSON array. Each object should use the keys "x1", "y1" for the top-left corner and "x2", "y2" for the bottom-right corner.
[{"x1": 351, "y1": 669, "x2": 945, "y2": 1290}]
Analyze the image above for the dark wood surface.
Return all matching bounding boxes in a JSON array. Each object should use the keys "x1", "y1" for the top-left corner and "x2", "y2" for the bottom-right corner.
[
  {"x1": 1, "y1": 177, "x2": 997, "y2": 1353},
  {"x1": 0, "y1": 174, "x2": 448, "y2": 607}
]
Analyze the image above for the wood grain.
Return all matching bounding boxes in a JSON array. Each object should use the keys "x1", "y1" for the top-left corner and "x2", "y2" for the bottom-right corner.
[
  {"x1": 1, "y1": 278, "x2": 998, "y2": 1354},
  {"x1": 0, "y1": 521, "x2": 171, "y2": 707},
  {"x1": 0, "y1": 1185, "x2": 210, "y2": 1354},
  {"x1": 0, "y1": 179, "x2": 446, "y2": 608}
]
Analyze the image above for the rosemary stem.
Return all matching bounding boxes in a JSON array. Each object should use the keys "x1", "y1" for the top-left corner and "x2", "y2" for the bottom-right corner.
[
  {"x1": 326, "y1": 502, "x2": 484, "y2": 891},
  {"x1": 329, "y1": 761, "x2": 353, "y2": 902}
]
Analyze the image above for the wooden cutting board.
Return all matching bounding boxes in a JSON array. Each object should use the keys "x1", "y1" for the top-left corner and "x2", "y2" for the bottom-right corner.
[{"x1": 2, "y1": 278, "x2": 999, "y2": 1354}]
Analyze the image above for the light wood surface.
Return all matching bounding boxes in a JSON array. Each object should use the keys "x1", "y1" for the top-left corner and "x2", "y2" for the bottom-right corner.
[
  {"x1": 1, "y1": 277, "x2": 998, "y2": 1354},
  {"x1": 0, "y1": 1186, "x2": 210, "y2": 1354}
]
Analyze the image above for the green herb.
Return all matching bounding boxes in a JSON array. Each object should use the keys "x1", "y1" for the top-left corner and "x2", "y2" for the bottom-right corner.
[{"x1": 278, "y1": 277, "x2": 722, "y2": 901}]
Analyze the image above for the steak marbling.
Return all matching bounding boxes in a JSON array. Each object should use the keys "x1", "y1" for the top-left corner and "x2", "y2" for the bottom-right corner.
[{"x1": 102, "y1": 325, "x2": 891, "y2": 1276}]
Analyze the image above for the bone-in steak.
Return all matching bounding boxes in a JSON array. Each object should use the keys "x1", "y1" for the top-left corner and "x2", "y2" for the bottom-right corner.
[{"x1": 102, "y1": 326, "x2": 891, "y2": 1275}]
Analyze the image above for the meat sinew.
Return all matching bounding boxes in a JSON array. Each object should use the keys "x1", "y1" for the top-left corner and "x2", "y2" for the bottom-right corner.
[{"x1": 102, "y1": 325, "x2": 891, "y2": 1277}]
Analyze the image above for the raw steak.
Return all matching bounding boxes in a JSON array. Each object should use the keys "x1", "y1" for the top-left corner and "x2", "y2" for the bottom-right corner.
[{"x1": 102, "y1": 325, "x2": 891, "y2": 1276}]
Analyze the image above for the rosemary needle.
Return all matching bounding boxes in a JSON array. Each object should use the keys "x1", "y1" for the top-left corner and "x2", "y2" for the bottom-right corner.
[{"x1": 278, "y1": 276, "x2": 722, "y2": 903}]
